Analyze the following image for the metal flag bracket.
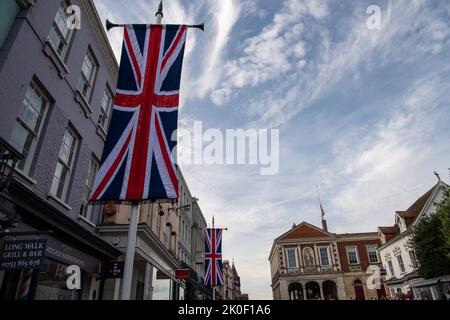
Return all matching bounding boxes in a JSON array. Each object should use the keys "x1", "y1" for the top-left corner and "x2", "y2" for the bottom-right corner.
[{"x1": 105, "y1": 19, "x2": 205, "y2": 32}]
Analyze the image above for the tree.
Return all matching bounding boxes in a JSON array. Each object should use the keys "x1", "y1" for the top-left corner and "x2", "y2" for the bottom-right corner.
[{"x1": 411, "y1": 186, "x2": 450, "y2": 279}]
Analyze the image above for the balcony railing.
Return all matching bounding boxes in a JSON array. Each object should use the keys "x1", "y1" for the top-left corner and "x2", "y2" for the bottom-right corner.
[
  {"x1": 0, "y1": 136, "x2": 23, "y2": 193},
  {"x1": 0, "y1": 136, "x2": 23, "y2": 229},
  {"x1": 282, "y1": 264, "x2": 340, "y2": 275}
]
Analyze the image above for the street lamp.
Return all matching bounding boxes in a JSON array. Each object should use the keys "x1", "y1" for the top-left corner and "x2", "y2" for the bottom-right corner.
[{"x1": 0, "y1": 136, "x2": 23, "y2": 230}]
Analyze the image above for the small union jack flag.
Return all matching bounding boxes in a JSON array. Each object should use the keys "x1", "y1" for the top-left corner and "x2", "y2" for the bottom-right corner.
[
  {"x1": 204, "y1": 228, "x2": 224, "y2": 287},
  {"x1": 90, "y1": 24, "x2": 188, "y2": 201}
]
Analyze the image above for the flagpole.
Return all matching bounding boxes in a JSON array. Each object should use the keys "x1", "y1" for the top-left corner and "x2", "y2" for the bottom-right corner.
[
  {"x1": 121, "y1": 203, "x2": 139, "y2": 300},
  {"x1": 212, "y1": 216, "x2": 215, "y2": 300},
  {"x1": 120, "y1": 1, "x2": 164, "y2": 301}
]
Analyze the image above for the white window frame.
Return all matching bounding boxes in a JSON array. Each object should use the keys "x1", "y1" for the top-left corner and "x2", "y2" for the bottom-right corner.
[
  {"x1": 408, "y1": 250, "x2": 418, "y2": 269},
  {"x1": 99, "y1": 86, "x2": 113, "y2": 131},
  {"x1": 387, "y1": 260, "x2": 395, "y2": 277},
  {"x1": 397, "y1": 254, "x2": 406, "y2": 273},
  {"x1": 318, "y1": 246, "x2": 331, "y2": 266},
  {"x1": 366, "y1": 244, "x2": 379, "y2": 264},
  {"x1": 50, "y1": 127, "x2": 78, "y2": 201},
  {"x1": 346, "y1": 246, "x2": 359, "y2": 265},
  {"x1": 78, "y1": 49, "x2": 97, "y2": 100},
  {"x1": 286, "y1": 248, "x2": 298, "y2": 269},
  {"x1": 47, "y1": 0, "x2": 74, "y2": 58},
  {"x1": 80, "y1": 155, "x2": 99, "y2": 221},
  {"x1": 10, "y1": 81, "x2": 49, "y2": 176}
]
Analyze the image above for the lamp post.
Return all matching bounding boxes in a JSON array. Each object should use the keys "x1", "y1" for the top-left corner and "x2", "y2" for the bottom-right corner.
[{"x1": 0, "y1": 136, "x2": 23, "y2": 231}]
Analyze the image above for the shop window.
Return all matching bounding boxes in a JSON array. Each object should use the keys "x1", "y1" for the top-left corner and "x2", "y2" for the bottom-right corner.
[
  {"x1": 35, "y1": 259, "x2": 81, "y2": 300},
  {"x1": 151, "y1": 268, "x2": 171, "y2": 300}
]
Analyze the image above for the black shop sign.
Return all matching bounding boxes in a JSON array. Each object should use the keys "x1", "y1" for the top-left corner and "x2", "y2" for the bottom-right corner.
[{"x1": 0, "y1": 239, "x2": 47, "y2": 270}]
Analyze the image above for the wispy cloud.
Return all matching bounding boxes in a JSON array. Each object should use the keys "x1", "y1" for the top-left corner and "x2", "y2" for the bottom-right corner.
[
  {"x1": 93, "y1": 0, "x2": 450, "y2": 300},
  {"x1": 212, "y1": 0, "x2": 450, "y2": 128}
]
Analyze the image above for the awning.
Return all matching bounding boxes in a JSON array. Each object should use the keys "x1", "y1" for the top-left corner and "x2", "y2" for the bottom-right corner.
[{"x1": 409, "y1": 276, "x2": 450, "y2": 288}]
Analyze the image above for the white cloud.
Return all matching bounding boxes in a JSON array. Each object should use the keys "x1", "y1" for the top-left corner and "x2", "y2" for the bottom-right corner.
[
  {"x1": 215, "y1": 0, "x2": 450, "y2": 127},
  {"x1": 210, "y1": 88, "x2": 232, "y2": 106},
  {"x1": 327, "y1": 75, "x2": 450, "y2": 232},
  {"x1": 194, "y1": 0, "x2": 241, "y2": 98}
]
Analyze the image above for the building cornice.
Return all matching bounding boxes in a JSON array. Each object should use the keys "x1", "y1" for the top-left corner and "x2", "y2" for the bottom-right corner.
[
  {"x1": 9, "y1": 178, "x2": 121, "y2": 259},
  {"x1": 16, "y1": 0, "x2": 35, "y2": 9},
  {"x1": 82, "y1": 0, "x2": 118, "y2": 79},
  {"x1": 99, "y1": 223, "x2": 180, "y2": 269}
]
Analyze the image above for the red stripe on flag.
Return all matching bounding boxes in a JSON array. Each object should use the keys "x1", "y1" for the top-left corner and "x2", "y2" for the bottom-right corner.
[
  {"x1": 153, "y1": 94, "x2": 179, "y2": 108},
  {"x1": 91, "y1": 131, "x2": 133, "y2": 200},
  {"x1": 126, "y1": 26, "x2": 162, "y2": 200},
  {"x1": 155, "y1": 115, "x2": 178, "y2": 196},
  {"x1": 124, "y1": 27, "x2": 142, "y2": 87},
  {"x1": 160, "y1": 25, "x2": 186, "y2": 72},
  {"x1": 114, "y1": 92, "x2": 141, "y2": 108}
]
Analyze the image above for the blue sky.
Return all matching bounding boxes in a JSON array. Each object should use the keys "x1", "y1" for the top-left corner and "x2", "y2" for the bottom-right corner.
[{"x1": 93, "y1": 0, "x2": 450, "y2": 299}]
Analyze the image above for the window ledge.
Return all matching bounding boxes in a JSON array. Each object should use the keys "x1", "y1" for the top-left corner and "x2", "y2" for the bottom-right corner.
[
  {"x1": 96, "y1": 124, "x2": 107, "y2": 141},
  {"x1": 14, "y1": 169, "x2": 37, "y2": 186},
  {"x1": 75, "y1": 89, "x2": 93, "y2": 118},
  {"x1": 47, "y1": 193, "x2": 72, "y2": 211},
  {"x1": 77, "y1": 215, "x2": 96, "y2": 228},
  {"x1": 43, "y1": 41, "x2": 69, "y2": 79}
]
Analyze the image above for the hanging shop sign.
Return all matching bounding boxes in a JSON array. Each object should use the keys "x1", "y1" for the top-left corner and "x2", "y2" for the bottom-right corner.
[
  {"x1": 0, "y1": 239, "x2": 47, "y2": 270},
  {"x1": 98, "y1": 261, "x2": 124, "y2": 278},
  {"x1": 175, "y1": 269, "x2": 190, "y2": 280}
]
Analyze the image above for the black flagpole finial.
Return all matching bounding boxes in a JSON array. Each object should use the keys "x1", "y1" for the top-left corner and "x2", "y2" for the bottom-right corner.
[{"x1": 156, "y1": 0, "x2": 163, "y2": 17}]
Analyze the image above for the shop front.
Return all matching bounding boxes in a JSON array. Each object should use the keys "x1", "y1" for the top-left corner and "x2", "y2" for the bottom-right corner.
[
  {"x1": 99, "y1": 223, "x2": 183, "y2": 300},
  {"x1": 410, "y1": 276, "x2": 450, "y2": 300},
  {"x1": 0, "y1": 222, "x2": 121, "y2": 300},
  {"x1": 0, "y1": 176, "x2": 121, "y2": 300}
]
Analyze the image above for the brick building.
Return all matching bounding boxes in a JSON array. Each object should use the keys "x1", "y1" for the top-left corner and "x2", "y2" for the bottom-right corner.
[
  {"x1": 218, "y1": 260, "x2": 248, "y2": 300},
  {"x1": 0, "y1": 0, "x2": 120, "y2": 300},
  {"x1": 269, "y1": 219, "x2": 387, "y2": 300}
]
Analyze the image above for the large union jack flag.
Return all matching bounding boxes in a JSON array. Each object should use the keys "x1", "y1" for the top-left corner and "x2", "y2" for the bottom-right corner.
[
  {"x1": 90, "y1": 24, "x2": 188, "y2": 202},
  {"x1": 204, "y1": 228, "x2": 224, "y2": 287}
]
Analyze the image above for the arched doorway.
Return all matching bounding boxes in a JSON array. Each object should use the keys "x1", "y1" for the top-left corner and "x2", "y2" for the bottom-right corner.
[
  {"x1": 288, "y1": 282, "x2": 304, "y2": 300},
  {"x1": 305, "y1": 281, "x2": 321, "y2": 300},
  {"x1": 323, "y1": 280, "x2": 338, "y2": 300},
  {"x1": 376, "y1": 281, "x2": 387, "y2": 299},
  {"x1": 353, "y1": 279, "x2": 365, "y2": 300}
]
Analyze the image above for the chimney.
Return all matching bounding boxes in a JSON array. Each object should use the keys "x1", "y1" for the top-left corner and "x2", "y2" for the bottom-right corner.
[{"x1": 321, "y1": 219, "x2": 328, "y2": 232}]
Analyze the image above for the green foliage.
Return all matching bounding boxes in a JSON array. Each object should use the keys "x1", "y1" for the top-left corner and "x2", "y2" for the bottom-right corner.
[{"x1": 411, "y1": 186, "x2": 450, "y2": 279}]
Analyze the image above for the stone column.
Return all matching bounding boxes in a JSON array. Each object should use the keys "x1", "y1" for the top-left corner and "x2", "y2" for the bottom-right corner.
[
  {"x1": 319, "y1": 281, "x2": 324, "y2": 300},
  {"x1": 301, "y1": 283, "x2": 306, "y2": 300},
  {"x1": 279, "y1": 279, "x2": 290, "y2": 300},
  {"x1": 143, "y1": 262, "x2": 153, "y2": 300}
]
